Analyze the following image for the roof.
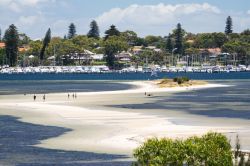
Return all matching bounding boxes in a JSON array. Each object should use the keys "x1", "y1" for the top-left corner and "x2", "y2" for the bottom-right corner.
[
  {"x1": 0, "y1": 42, "x2": 5, "y2": 48},
  {"x1": 200, "y1": 48, "x2": 221, "y2": 55}
]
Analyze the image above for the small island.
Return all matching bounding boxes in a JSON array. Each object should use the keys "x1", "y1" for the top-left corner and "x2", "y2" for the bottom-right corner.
[{"x1": 156, "y1": 77, "x2": 207, "y2": 88}]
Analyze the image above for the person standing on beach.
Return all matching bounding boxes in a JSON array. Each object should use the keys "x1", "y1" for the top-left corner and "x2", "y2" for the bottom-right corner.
[
  {"x1": 72, "y1": 93, "x2": 75, "y2": 99},
  {"x1": 68, "y1": 93, "x2": 70, "y2": 99},
  {"x1": 75, "y1": 93, "x2": 77, "y2": 99},
  {"x1": 33, "y1": 94, "x2": 36, "y2": 101},
  {"x1": 43, "y1": 94, "x2": 46, "y2": 102}
]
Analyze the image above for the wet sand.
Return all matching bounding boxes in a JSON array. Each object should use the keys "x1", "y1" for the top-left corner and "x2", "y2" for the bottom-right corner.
[{"x1": 0, "y1": 81, "x2": 250, "y2": 156}]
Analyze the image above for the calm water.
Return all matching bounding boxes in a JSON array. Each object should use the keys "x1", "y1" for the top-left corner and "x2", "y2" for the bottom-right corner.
[
  {"x1": 0, "y1": 116, "x2": 131, "y2": 166},
  {"x1": 110, "y1": 80, "x2": 250, "y2": 120},
  {"x1": 0, "y1": 72, "x2": 250, "y2": 80},
  {"x1": 0, "y1": 80, "x2": 132, "y2": 95},
  {"x1": 0, "y1": 75, "x2": 250, "y2": 165}
]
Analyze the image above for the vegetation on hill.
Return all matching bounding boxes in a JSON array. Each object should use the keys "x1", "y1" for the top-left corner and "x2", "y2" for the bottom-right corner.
[{"x1": 0, "y1": 16, "x2": 250, "y2": 67}]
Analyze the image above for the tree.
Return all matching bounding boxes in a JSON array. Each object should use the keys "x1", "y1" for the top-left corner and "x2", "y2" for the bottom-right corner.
[
  {"x1": 28, "y1": 40, "x2": 42, "y2": 57},
  {"x1": 40, "y1": 28, "x2": 51, "y2": 63},
  {"x1": 120, "y1": 30, "x2": 138, "y2": 46},
  {"x1": 104, "y1": 36, "x2": 128, "y2": 69},
  {"x1": 134, "y1": 132, "x2": 233, "y2": 166},
  {"x1": 225, "y1": 16, "x2": 233, "y2": 35},
  {"x1": 18, "y1": 33, "x2": 31, "y2": 46},
  {"x1": 0, "y1": 48, "x2": 5, "y2": 65},
  {"x1": 4, "y1": 24, "x2": 19, "y2": 66},
  {"x1": 68, "y1": 23, "x2": 76, "y2": 39},
  {"x1": 87, "y1": 20, "x2": 100, "y2": 39},
  {"x1": 174, "y1": 23, "x2": 184, "y2": 54},
  {"x1": 104, "y1": 25, "x2": 120, "y2": 40},
  {"x1": 166, "y1": 34, "x2": 173, "y2": 53}
]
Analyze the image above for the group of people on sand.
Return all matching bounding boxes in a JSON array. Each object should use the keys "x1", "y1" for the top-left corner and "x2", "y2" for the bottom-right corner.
[
  {"x1": 33, "y1": 94, "x2": 46, "y2": 102},
  {"x1": 68, "y1": 93, "x2": 77, "y2": 99}
]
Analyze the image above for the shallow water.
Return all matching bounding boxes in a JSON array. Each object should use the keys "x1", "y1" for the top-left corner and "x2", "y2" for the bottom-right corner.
[
  {"x1": 0, "y1": 80, "x2": 132, "y2": 95},
  {"x1": 109, "y1": 80, "x2": 250, "y2": 120},
  {"x1": 0, "y1": 116, "x2": 131, "y2": 166}
]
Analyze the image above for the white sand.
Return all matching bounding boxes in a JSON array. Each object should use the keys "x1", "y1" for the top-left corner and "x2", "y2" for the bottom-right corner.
[{"x1": 0, "y1": 81, "x2": 248, "y2": 155}]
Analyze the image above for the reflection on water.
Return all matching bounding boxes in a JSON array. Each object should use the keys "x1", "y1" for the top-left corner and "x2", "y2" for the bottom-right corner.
[{"x1": 0, "y1": 116, "x2": 131, "y2": 166}]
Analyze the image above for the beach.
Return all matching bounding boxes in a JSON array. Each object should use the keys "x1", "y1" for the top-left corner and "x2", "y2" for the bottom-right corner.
[{"x1": 1, "y1": 80, "x2": 250, "y2": 157}]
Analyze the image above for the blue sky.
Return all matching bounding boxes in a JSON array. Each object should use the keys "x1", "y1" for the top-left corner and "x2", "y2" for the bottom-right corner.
[{"x1": 0, "y1": 0, "x2": 250, "y2": 39}]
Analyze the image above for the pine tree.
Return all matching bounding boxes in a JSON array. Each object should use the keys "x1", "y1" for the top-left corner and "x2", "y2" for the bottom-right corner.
[
  {"x1": 4, "y1": 24, "x2": 19, "y2": 67},
  {"x1": 68, "y1": 23, "x2": 76, "y2": 39},
  {"x1": 87, "y1": 20, "x2": 100, "y2": 39},
  {"x1": 174, "y1": 23, "x2": 183, "y2": 54},
  {"x1": 225, "y1": 16, "x2": 233, "y2": 35},
  {"x1": 104, "y1": 25, "x2": 120, "y2": 40},
  {"x1": 39, "y1": 28, "x2": 51, "y2": 63},
  {"x1": 166, "y1": 33, "x2": 173, "y2": 53}
]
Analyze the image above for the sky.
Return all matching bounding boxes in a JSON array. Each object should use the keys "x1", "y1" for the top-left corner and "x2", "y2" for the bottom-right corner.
[{"x1": 0, "y1": 0, "x2": 250, "y2": 39}]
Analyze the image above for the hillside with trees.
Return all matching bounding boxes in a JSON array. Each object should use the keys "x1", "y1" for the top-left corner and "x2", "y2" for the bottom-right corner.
[{"x1": 0, "y1": 16, "x2": 249, "y2": 68}]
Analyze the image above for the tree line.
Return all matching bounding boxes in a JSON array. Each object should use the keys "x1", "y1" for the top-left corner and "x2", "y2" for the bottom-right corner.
[{"x1": 0, "y1": 16, "x2": 250, "y2": 67}]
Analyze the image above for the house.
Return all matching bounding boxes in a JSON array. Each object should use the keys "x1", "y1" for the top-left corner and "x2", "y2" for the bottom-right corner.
[
  {"x1": 0, "y1": 42, "x2": 5, "y2": 48},
  {"x1": 18, "y1": 45, "x2": 30, "y2": 52},
  {"x1": 131, "y1": 46, "x2": 143, "y2": 55},
  {"x1": 115, "y1": 51, "x2": 132, "y2": 62},
  {"x1": 91, "y1": 54, "x2": 104, "y2": 61}
]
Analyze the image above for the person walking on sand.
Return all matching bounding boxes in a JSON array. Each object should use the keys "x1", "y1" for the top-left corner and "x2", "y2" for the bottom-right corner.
[
  {"x1": 33, "y1": 94, "x2": 36, "y2": 101},
  {"x1": 72, "y1": 93, "x2": 75, "y2": 99},
  {"x1": 68, "y1": 93, "x2": 70, "y2": 99},
  {"x1": 43, "y1": 94, "x2": 46, "y2": 102},
  {"x1": 75, "y1": 93, "x2": 77, "y2": 99}
]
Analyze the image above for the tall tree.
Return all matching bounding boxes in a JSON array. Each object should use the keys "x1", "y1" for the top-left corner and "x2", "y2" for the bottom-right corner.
[
  {"x1": 68, "y1": 23, "x2": 76, "y2": 39},
  {"x1": 87, "y1": 20, "x2": 100, "y2": 39},
  {"x1": 166, "y1": 33, "x2": 173, "y2": 53},
  {"x1": 4, "y1": 24, "x2": 19, "y2": 66},
  {"x1": 174, "y1": 23, "x2": 184, "y2": 54},
  {"x1": 104, "y1": 25, "x2": 120, "y2": 40},
  {"x1": 225, "y1": 16, "x2": 233, "y2": 35},
  {"x1": 104, "y1": 36, "x2": 128, "y2": 69},
  {"x1": 39, "y1": 28, "x2": 51, "y2": 63}
]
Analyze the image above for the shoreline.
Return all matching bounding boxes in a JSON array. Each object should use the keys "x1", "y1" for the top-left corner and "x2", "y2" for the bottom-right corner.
[{"x1": 1, "y1": 80, "x2": 249, "y2": 156}]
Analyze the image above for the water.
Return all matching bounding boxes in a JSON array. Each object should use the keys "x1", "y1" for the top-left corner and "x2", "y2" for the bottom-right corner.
[
  {"x1": 0, "y1": 80, "x2": 132, "y2": 95},
  {"x1": 0, "y1": 72, "x2": 250, "y2": 81},
  {"x1": 110, "y1": 80, "x2": 250, "y2": 120},
  {"x1": 0, "y1": 116, "x2": 131, "y2": 166}
]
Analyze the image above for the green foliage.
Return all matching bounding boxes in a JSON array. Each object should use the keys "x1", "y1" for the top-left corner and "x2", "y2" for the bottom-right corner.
[
  {"x1": 87, "y1": 20, "x2": 100, "y2": 39},
  {"x1": 174, "y1": 23, "x2": 184, "y2": 54},
  {"x1": 18, "y1": 33, "x2": 31, "y2": 46},
  {"x1": 225, "y1": 16, "x2": 233, "y2": 35},
  {"x1": 4, "y1": 24, "x2": 19, "y2": 67},
  {"x1": 103, "y1": 36, "x2": 128, "y2": 69},
  {"x1": 194, "y1": 33, "x2": 228, "y2": 48},
  {"x1": 134, "y1": 132, "x2": 233, "y2": 166},
  {"x1": 120, "y1": 30, "x2": 138, "y2": 46},
  {"x1": 104, "y1": 25, "x2": 120, "y2": 40},
  {"x1": 68, "y1": 23, "x2": 76, "y2": 39},
  {"x1": 173, "y1": 76, "x2": 190, "y2": 84},
  {"x1": 166, "y1": 34, "x2": 173, "y2": 53},
  {"x1": 40, "y1": 28, "x2": 51, "y2": 62},
  {"x1": 0, "y1": 48, "x2": 5, "y2": 65}
]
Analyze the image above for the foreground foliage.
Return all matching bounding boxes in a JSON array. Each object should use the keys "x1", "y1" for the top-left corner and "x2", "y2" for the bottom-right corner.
[{"x1": 133, "y1": 132, "x2": 233, "y2": 166}]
